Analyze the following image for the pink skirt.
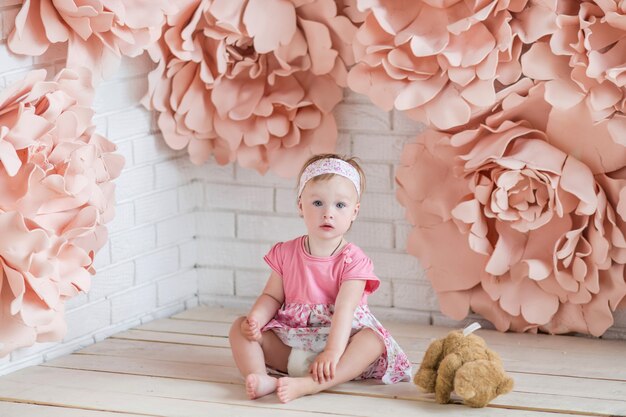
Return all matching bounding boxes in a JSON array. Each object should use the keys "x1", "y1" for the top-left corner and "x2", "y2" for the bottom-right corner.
[{"x1": 262, "y1": 303, "x2": 412, "y2": 384}]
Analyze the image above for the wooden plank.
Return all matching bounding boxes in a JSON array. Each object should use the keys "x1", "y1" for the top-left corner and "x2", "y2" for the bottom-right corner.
[
  {"x1": 77, "y1": 339, "x2": 236, "y2": 368},
  {"x1": 132, "y1": 317, "x2": 626, "y2": 381},
  {"x1": 43, "y1": 351, "x2": 626, "y2": 415},
  {"x1": 111, "y1": 329, "x2": 229, "y2": 348},
  {"x1": 173, "y1": 306, "x2": 626, "y2": 359},
  {"x1": 1, "y1": 366, "x2": 588, "y2": 417},
  {"x1": 0, "y1": 401, "x2": 147, "y2": 417}
]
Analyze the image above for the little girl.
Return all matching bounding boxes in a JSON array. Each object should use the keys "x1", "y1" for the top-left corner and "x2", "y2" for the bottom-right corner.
[{"x1": 229, "y1": 154, "x2": 412, "y2": 403}]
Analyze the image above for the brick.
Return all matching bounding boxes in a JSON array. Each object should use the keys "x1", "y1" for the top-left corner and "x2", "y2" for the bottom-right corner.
[
  {"x1": 89, "y1": 261, "x2": 135, "y2": 300},
  {"x1": 92, "y1": 240, "x2": 111, "y2": 270},
  {"x1": 345, "y1": 220, "x2": 394, "y2": 250},
  {"x1": 352, "y1": 133, "x2": 413, "y2": 163},
  {"x1": 392, "y1": 110, "x2": 427, "y2": 134},
  {"x1": 235, "y1": 269, "x2": 268, "y2": 297},
  {"x1": 275, "y1": 188, "x2": 299, "y2": 215},
  {"x1": 94, "y1": 76, "x2": 147, "y2": 114},
  {"x1": 135, "y1": 189, "x2": 179, "y2": 225},
  {"x1": 237, "y1": 214, "x2": 305, "y2": 242},
  {"x1": 156, "y1": 213, "x2": 196, "y2": 245},
  {"x1": 135, "y1": 246, "x2": 180, "y2": 284},
  {"x1": 179, "y1": 181, "x2": 204, "y2": 212},
  {"x1": 110, "y1": 224, "x2": 156, "y2": 262},
  {"x1": 358, "y1": 192, "x2": 405, "y2": 220},
  {"x1": 64, "y1": 292, "x2": 89, "y2": 310},
  {"x1": 114, "y1": 53, "x2": 154, "y2": 79},
  {"x1": 235, "y1": 165, "x2": 295, "y2": 187},
  {"x1": 194, "y1": 211, "x2": 235, "y2": 238},
  {"x1": 198, "y1": 268, "x2": 235, "y2": 296},
  {"x1": 107, "y1": 201, "x2": 135, "y2": 234},
  {"x1": 394, "y1": 222, "x2": 412, "y2": 251},
  {"x1": 108, "y1": 106, "x2": 153, "y2": 140},
  {"x1": 334, "y1": 103, "x2": 390, "y2": 132},
  {"x1": 204, "y1": 183, "x2": 273, "y2": 212},
  {"x1": 63, "y1": 299, "x2": 112, "y2": 341},
  {"x1": 115, "y1": 165, "x2": 154, "y2": 202},
  {"x1": 197, "y1": 238, "x2": 269, "y2": 269},
  {"x1": 114, "y1": 140, "x2": 133, "y2": 169},
  {"x1": 369, "y1": 251, "x2": 424, "y2": 280},
  {"x1": 157, "y1": 269, "x2": 198, "y2": 306},
  {"x1": 361, "y1": 162, "x2": 392, "y2": 192},
  {"x1": 93, "y1": 114, "x2": 108, "y2": 137},
  {"x1": 0, "y1": 42, "x2": 31, "y2": 73},
  {"x1": 342, "y1": 89, "x2": 372, "y2": 104},
  {"x1": 111, "y1": 284, "x2": 157, "y2": 323},
  {"x1": 192, "y1": 160, "x2": 235, "y2": 182},
  {"x1": 179, "y1": 240, "x2": 197, "y2": 269},
  {"x1": 155, "y1": 157, "x2": 195, "y2": 189},
  {"x1": 132, "y1": 133, "x2": 174, "y2": 165},
  {"x1": 368, "y1": 279, "x2": 392, "y2": 307},
  {"x1": 392, "y1": 280, "x2": 438, "y2": 311},
  {"x1": 335, "y1": 132, "x2": 352, "y2": 155}
]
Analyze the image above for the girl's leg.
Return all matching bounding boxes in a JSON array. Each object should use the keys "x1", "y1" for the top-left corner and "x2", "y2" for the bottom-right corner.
[
  {"x1": 276, "y1": 328, "x2": 385, "y2": 403},
  {"x1": 228, "y1": 316, "x2": 292, "y2": 399}
]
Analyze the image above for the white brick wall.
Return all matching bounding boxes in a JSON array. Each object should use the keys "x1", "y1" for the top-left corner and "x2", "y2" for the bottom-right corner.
[{"x1": 1, "y1": 0, "x2": 624, "y2": 376}]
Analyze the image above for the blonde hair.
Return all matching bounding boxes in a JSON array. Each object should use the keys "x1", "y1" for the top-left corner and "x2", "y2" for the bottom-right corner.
[{"x1": 296, "y1": 153, "x2": 366, "y2": 198}]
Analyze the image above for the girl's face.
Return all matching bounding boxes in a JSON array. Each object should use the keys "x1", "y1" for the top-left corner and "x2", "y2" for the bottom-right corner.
[{"x1": 298, "y1": 175, "x2": 360, "y2": 242}]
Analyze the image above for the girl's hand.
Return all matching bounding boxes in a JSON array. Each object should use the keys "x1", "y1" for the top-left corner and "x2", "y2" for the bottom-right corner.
[
  {"x1": 310, "y1": 349, "x2": 341, "y2": 383},
  {"x1": 241, "y1": 317, "x2": 262, "y2": 342}
]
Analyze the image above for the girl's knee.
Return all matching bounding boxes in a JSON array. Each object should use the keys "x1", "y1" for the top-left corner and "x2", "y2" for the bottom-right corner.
[
  {"x1": 357, "y1": 327, "x2": 385, "y2": 352},
  {"x1": 229, "y1": 316, "x2": 247, "y2": 339}
]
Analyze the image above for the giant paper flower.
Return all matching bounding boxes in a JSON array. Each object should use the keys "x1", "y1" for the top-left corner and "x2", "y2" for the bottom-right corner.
[
  {"x1": 521, "y1": 0, "x2": 626, "y2": 145},
  {"x1": 0, "y1": 69, "x2": 124, "y2": 356},
  {"x1": 396, "y1": 81, "x2": 626, "y2": 336},
  {"x1": 8, "y1": 0, "x2": 176, "y2": 80},
  {"x1": 142, "y1": 0, "x2": 357, "y2": 177},
  {"x1": 348, "y1": 0, "x2": 559, "y2": 130}
]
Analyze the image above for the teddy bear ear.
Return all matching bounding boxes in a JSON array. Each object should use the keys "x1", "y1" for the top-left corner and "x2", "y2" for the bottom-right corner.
[{"x1": 497, "y1": 376, "x2": 514, "y2": 395}]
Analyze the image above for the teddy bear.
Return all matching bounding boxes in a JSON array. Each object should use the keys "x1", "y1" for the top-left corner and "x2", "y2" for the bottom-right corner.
[{"x1": 414, "y1": 327, "x2": 514, "y2": 408}]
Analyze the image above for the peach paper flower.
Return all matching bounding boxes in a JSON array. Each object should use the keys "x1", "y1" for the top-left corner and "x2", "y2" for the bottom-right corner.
[
  {"x1": 396, "y1": 80, "x2": 626, "y2": 336},
  {"x1": 348, "y1": 0, "x2": 559, "y2": 130},
  {"x1": 521, "y1": 0, "x2": 626, "y2": 146},
  {"x1": 142, "y1": 0, "x2": 357, "y2": 177},
  {"x1": 8, "y1": 0, "x2": 176, "y2": 80},
  {"x1": 0, "y1": 69, "x2": 124, "y2": 356}
]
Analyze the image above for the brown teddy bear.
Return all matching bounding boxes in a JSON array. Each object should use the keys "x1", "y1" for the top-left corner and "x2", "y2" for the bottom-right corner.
[{"x1": 414, "y1": 327, "x2": 514, "y2": 408}]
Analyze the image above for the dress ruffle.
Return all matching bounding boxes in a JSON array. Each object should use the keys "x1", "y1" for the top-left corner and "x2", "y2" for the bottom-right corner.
[{"x1": 263, "y1": 303, "x2": 412, "y2": 384}]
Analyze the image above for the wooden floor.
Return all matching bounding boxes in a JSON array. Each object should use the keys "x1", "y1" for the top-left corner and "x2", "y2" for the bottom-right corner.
[{"x1": 0, "y1": 307, "x2": 625, "y2": 417}]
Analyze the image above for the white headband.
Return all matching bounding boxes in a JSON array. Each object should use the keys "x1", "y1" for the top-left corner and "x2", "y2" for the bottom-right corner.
[{"x1": 298, "y1": 158, "x2": 361, "y2": 197}]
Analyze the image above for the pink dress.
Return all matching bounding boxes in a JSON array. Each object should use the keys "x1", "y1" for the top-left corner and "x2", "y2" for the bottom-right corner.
[{"x1": 262, "y1": 236, "x2": 412, "y2": 384}]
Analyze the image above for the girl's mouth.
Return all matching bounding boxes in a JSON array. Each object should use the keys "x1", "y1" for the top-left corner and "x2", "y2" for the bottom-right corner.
[{"x1": 320, "y1": 224, "x2": 334, "y2": 230}]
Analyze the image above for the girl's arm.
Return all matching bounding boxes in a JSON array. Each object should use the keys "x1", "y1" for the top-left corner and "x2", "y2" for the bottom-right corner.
[
  {"x1": 311, "y1": 279, "x2": 366, "y2": 382},
  {"x1": 244, "y1": 272, "x2": 285, "y2": 340}
]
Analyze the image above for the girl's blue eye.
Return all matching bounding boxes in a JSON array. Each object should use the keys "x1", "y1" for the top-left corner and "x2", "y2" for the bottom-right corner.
[
  {"x1": 313, "y1": 200, "x2": 323, "y2": 207},
  {"x1": 336, "y1": 202, "x2": 346, "y2": 209}
]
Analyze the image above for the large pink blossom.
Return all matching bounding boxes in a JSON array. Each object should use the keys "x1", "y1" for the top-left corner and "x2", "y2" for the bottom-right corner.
[
  {"x1": 142, "y1": 0, "x2": 356, "y2": 177},
  {"x1": 348, "y1": 0, "x2": 559, "y2": 130},
  {"x1": 0, "y1": 69, "x2": 124, "y2": 356},
  {"x1": 396, "y1": 81, "x2": 626, "y2": 336},
  {"x1": 522, "y1": 0, "x2": 626, "y2": 145},
  {"x1": 8, "y1": 0, "x2": 176, "y2": 80}
]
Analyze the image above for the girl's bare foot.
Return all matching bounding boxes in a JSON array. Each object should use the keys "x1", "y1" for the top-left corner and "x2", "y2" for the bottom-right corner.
[
  {"x1": 245, "y1": 373, "x2": 277, "y2": 399},
  {"x1": 276, "y1": 376, "x2": 318, "y2": 403}
]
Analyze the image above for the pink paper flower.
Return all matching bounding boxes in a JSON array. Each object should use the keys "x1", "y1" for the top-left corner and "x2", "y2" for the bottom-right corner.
[
  {"x1": 348, "y1": 0, "x2": 559, "y2": 130},
  {"x1": 142, "y1": 0, "x2": 357, "y2": 177},
  {"x1": 522, "y1": 0, "x2": 626, "y2": 145},
  {"x1": 0, "y1": 69, "x2": 124, "y2": 356},
  {"x1": 8, "y1": 0, "x2": 176, "y2": 80},
  {"x1": 396, "y1": 81, "x2": 626, "y2": 336}
]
